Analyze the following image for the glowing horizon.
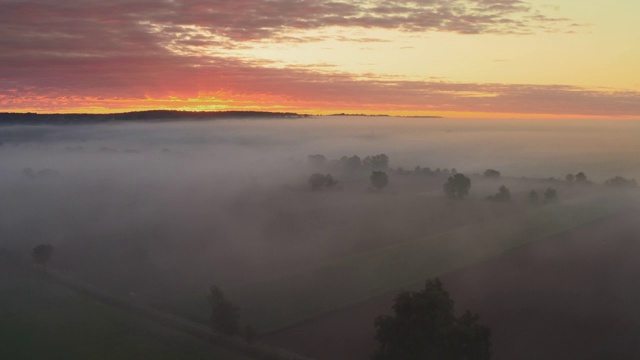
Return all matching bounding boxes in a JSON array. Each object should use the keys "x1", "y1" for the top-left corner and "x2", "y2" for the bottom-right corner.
[{"x1": 1, "y1": 0, "x2": 639, "y2": 118}]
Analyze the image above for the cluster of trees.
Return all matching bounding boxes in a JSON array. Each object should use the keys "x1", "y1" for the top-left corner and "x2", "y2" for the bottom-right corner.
[
  {"x1": 413, "y1": 166, "x2": 457, "y2": 177},
  {"x1": 529, "y1": 188, "x2": 558, "y2": 203},
  {"x1": 307, "y1": 153, "x2": 390, "y2": 171},
  {"x1": 565, "y1": 172, "x2": 590, "y2": 184},
  {"x1": 605, "y1": 176, "x2": 637, "y2": 188},
  {"x1": 308, "y1": 173, "x2": 338, "y2": 190},
  {"x1": 374, "y1": 278, "x2": 491, "y2": 360},
  {"x1": 208, "y1": 286, "x2": 257, "y2": 343}
]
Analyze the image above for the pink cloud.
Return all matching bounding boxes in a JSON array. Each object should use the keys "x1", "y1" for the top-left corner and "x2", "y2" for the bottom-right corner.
[{"x1": 1, "y1": 0, "x2": 633, "y2": 117}]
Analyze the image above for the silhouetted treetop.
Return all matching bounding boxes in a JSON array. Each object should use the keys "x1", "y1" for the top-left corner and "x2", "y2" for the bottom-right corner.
[
  {"x1": 307, "y1": 154, "x2": 327, "y2": 168},
  {"x1": 575, "y1": 172, "x2": 588, "y2": 183},
  {"x1": 308, "y1": 173, "x2": 338, "y2": 190},
  {"x1": 605, "y1": 176, "x2": 637, "y2": 188},
  {"x1": 309, "y1": 173, "x2": 327, "y2": 190},
  {"x1": 363, "y1": 154, "x2": 389, "y2": 170},
  {"x1": 371, "y1": 171, "x2": 389, "y2": 189},
  {"x1": 483, "y1": 169, "x2": 501, "y2": 178},
  {"x1": 208, "y1": 286, "x2": 240, "y2": 336},
  {"x1": 373, "y1": 278, "x2": 491, "y2": 360},
  {"x1": 544, "y1": 188, "x2": 558, "y2": 202},
  {"x1": 444, "y1": 173, "x2": 471, "y2": 199},
  {"x1": 487, "y1": 185, "x2": 511, "y2": 202}
]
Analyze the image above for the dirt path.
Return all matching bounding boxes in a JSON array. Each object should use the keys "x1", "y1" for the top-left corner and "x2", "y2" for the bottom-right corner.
[{"x1": 263, "y1": 209, "x2": 640, "y2": 360}]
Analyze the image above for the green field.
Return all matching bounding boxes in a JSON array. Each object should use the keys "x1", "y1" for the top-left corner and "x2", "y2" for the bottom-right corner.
[
  {"x1": 0, "y1": 255, "x2": 252, "y2": 360},
  {"x1": 222, "y1": 196, "x2": 620, "y2": 331}
]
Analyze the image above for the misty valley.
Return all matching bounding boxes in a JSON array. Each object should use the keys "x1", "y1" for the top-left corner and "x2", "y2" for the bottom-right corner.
[{"x1": 2, "y1": 116, "x2": 640, "y2": 360}]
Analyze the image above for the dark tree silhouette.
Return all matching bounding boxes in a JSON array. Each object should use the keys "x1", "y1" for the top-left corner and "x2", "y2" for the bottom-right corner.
[
  {"x1": 544, "y1": 188, "x2": 558, "y2": 202},
  {"x1": 364, "y1": 154, "x2": 389, "y2": 170},
  {"x1": 346, "y1": 155, "x2": 362, "y2": 171},
  {"x1": 444, "y1": 173, "x2": 471, "y2": 199},
  {"x1": 605, "y1": 176, "x2": 637, "y2": 188},
  {"x1": 575, "y1": 172, "x2": 588, "y2": 184},
  {"x1": 529, "y1": 190, "x2": 539, "y2": 203},
  {"x1": 307, "y1": 154, "x2": 326, "y2": 167},
  {"x1": 208, "y1": 286, "x2": 240, "y2": 336},
  {"x1": 483, "y1": 169, "x2": 501, "y2": 178},
  {"x1": 373, "y1": 278, "x2": 491, "y2": 360},
  {"x1": 308, "y1": 173, "x2": 338, "y2": 190},
  {"x1": 487, "y1": 185, "x2": 511, "y2": 202},
  {"x1": 31, "y1": 244, "x2": 53, "y2": 268},
  {"x1": 308, "y1": 173, "x2": 327, "y2": 190},
  {"x1": 371, "y1": 171, "x2": 389, "y2": 189},
  {"x1": 325, "y1": 174, "x2": 338, "y2": 188}
]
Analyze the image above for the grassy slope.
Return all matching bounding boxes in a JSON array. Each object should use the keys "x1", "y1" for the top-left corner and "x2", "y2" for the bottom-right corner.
[
  {"x1": 227, "y1": 196, "x2": 619, "y2": 331},
  {"x1": 0, "y1": 257, "x2": 251, "y2": 360}
]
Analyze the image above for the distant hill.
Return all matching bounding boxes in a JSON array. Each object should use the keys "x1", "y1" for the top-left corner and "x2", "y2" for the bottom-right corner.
[
  {"x1": 327, "y1": 113, "x2": 443, "y2": 118},
  {"x1": 0, "y1": 110, "x2": 307, "y2": 125}
]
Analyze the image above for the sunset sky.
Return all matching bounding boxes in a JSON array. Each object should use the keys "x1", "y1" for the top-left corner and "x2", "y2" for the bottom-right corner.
[{"x1": 1, "y1": 0, "x2": 639, "y2": 117}]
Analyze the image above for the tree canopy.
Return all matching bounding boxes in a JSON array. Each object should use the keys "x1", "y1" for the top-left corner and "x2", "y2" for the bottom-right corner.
[
  {"x1": 544, "y1": 188, "x2": 558, "y2": 202},
  {"x1": 373, "y1": 278, "x2": 491, "y2": 360},
  {"x1": 364, "y1": 154, "x2": 389, "y2": 170},
  {"x1": 208, "y1": 286, "x2": 240, "y2": 336},
  {"x1": 483, "y1": 169, "x2": 501, "y2": 178},
  {"x1": 487, "y1": 185, "x2": 511, "y2": 202},
  {"x1": 444, "y1": 173, "x2": 471, "y2": 199},
  {"x1": 308, "y1": 173, "x2": 338, "y2": 190},
  {"x1": 371, "y1": 171, "x2": 389, "y2": 189},
  {"x1": 605, "y1": 176, "x2": 637, "y2": 188}
]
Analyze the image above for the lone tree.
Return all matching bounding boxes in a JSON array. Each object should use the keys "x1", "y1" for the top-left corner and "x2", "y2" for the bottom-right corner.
[
  {"x1": 483, "y1": 169, "x2": 501, "y2": 179},
  {"x1": 208, "y1": 286, "x2": 240, "y2": 336},
  {"x1": 575, "y1": 172, "x2": 588, "y2": 184},
  {"x1": 544, "y1": 188, "x2": 558, "y2": 202},
  {"x1": 487, "y1": 185, "x2": 511, "y2": 202},
  {"x1": 371, "y1": 171, "x2": 389, "y2": 189},
  {"x1": 325, "y1": 174, "x2": 338, "y2": 188},
  {"x1": 373, "y1": 278, "x2": 491, "y2": 360},
  {"x1": 31, "y1": 244, "x2": 53, "y2": 268},
  {"x1": 307, "y1": 154, "x2": 327, "y2": 168},
  {"x1": 444, "y1": 173, "x2": 471, "y2": 199},
  {"x1": 309, "y1": 173, "x2": 327, "y2": 190}
]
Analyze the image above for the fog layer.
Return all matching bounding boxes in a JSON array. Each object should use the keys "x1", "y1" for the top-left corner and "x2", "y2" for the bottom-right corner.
[{"x1": 1, "y1": 116, "x2": 638, "y2": 326}]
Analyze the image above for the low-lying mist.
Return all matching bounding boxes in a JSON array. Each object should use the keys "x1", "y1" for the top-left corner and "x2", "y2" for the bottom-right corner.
[{"x1": 1, "y1": 116, "x2": 639, "y2": 323}]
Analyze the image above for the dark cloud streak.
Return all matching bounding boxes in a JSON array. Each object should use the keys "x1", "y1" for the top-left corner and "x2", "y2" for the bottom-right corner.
[{"x1": 1, "y1": 0, "x2": 634, "y2": 117}]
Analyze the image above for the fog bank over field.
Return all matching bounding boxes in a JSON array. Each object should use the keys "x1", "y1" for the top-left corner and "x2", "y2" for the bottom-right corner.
[
  {"x1": 2, "y1": 117, "x2": 640, "y2": 181},
  {"x1": 1, "y1": 116, "x2": 639, "y2": 328}
]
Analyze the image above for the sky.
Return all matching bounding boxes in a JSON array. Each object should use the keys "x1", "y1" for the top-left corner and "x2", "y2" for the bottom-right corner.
[{"x1": 0, "y1": 0, "x2": 639, "y2": 117}]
